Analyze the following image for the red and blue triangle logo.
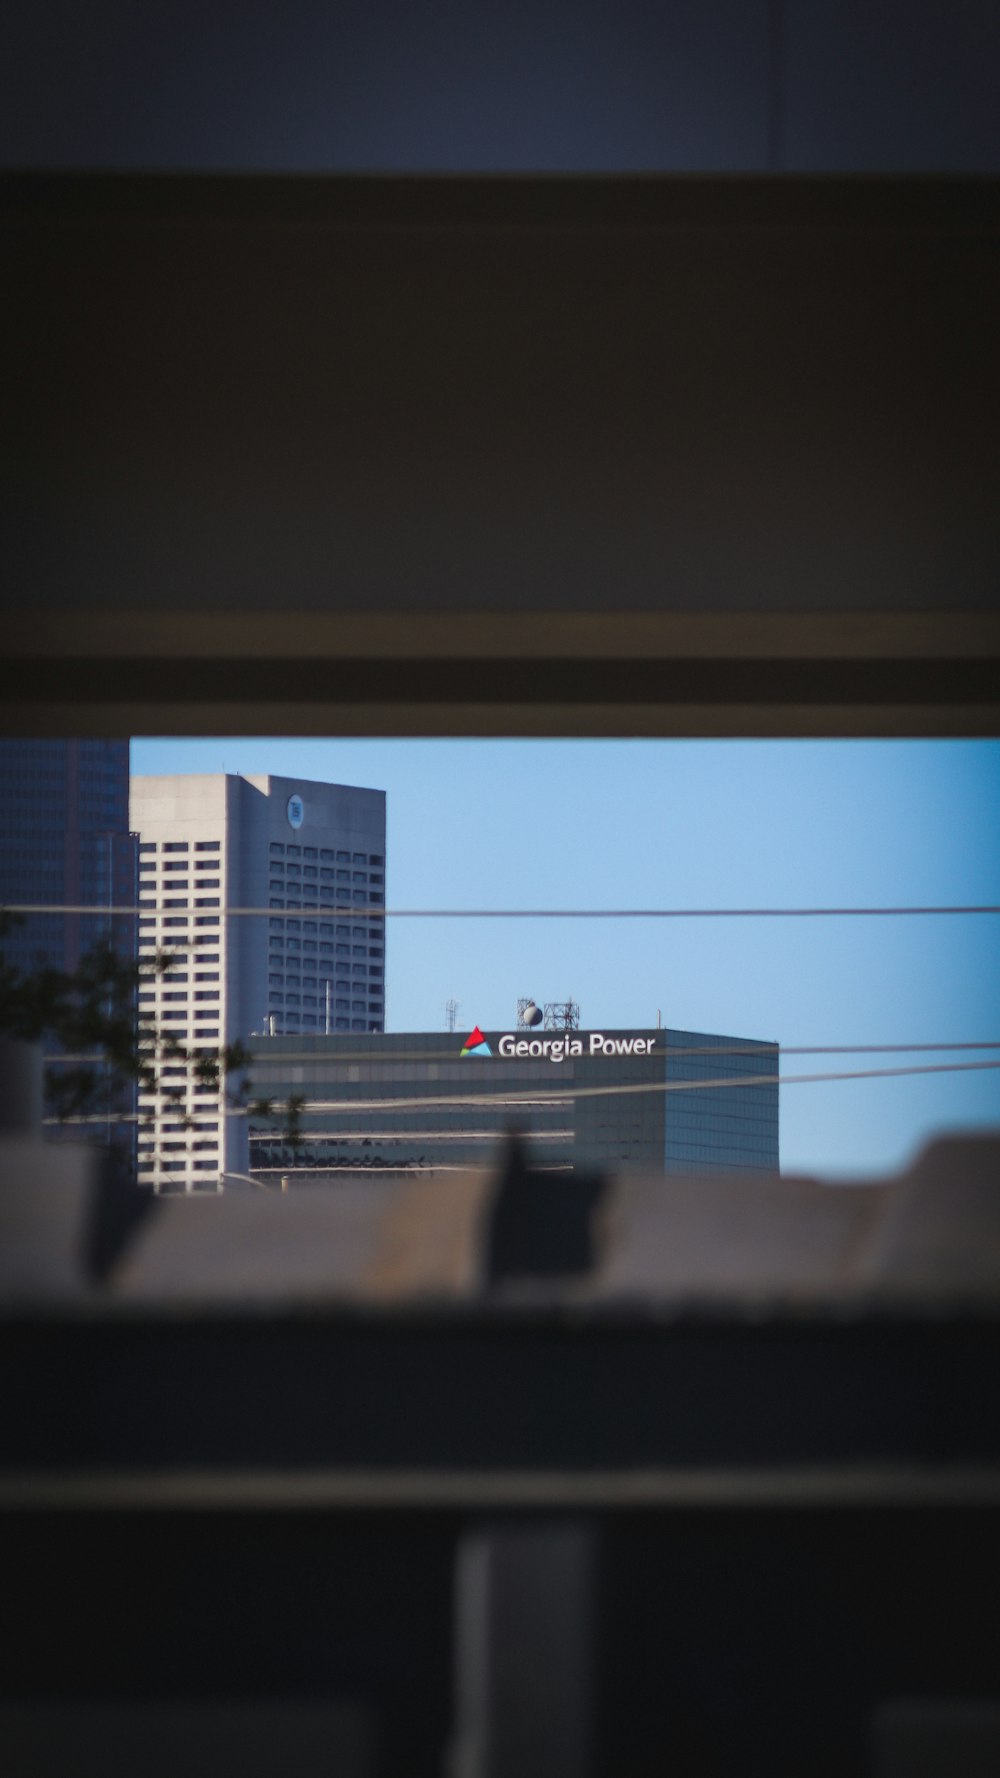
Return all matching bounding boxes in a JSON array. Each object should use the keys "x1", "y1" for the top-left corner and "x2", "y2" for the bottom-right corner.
[{"x1": 461, "y1": 1025, "x2": 492, "y2": 1058}]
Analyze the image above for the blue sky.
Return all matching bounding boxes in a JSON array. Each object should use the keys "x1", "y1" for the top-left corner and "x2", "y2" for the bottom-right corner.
[{"x1": 131, "y1": 737, "x2": 1000, "y2": 1181}]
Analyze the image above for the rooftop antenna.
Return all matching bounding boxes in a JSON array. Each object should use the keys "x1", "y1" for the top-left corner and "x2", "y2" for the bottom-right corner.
[
  {"x1": 445, "y1": 998, "x2": 459, "y2": 1033},
  {"x1": 543, "y1": 998, "x2": 580, "y2": 1031},
  {"x1": 517, "y1": 998, "x2": 543, "y2": 1028}
]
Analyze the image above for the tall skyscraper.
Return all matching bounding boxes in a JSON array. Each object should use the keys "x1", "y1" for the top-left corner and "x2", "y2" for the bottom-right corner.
[
  {"x1": 129, "y1": 773, "x2": 386, "y2": 1191},
  {"x1": 0, "y1": 739, "x2": 138, "y2": 1163},
  {"x1": 0, "y1": 739, "x2": 136, "y2": 978}
]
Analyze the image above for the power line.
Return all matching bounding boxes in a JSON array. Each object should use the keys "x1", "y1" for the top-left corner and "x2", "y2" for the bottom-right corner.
[
  {"x1": 41, "y1": 1055, "x2": 1000, "y2": 1125},
  {"x1": 40, "y1": 1042, "x2": 1000, "y2": 1066}
]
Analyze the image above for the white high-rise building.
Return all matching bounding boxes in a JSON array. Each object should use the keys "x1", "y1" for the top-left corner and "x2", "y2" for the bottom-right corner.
[{"x1": 129, "y1": 773, "x2": 386, "y2": 1191}]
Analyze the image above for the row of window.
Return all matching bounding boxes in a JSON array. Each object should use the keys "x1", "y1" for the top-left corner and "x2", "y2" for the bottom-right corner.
[
  {"x1": 136, "y1": 881, "x2": 219, "y2": 896},
  {"x1": 138, "y1": 915, "x2": 220, "y2": 928},
  {"x1": 137, "y1": 995, "x2": 217, "y2": 1009},
  {"x1": 270, "y1": 862, "x2": 381, "y2": 878},
  {"x1": 269, "y1": 844, "x2": 383, "y2": 865},
  {"x1": 270, "y1": 995, "x2": 381, "y2": 1012},
  {"x1": 139, "y1": 1161, "x2": 218, "y2": 1174},
  {"x1": 266, "y1": 974, "x2": 379, "y2": 988},
  {"x1": 139, "y1": 840, "x2": 221, "y2": 853},
  {"x1": 267, "y1": 1017, "x2": 378, "y2": 1033},
  {"x1": 270, "y1": 917, "x2": 383, "y2": 934},
  {"x1": 139, "y1": 896, "x2": 221, "y2": 907},
  {"x1": 269, "y1": 893, "x2": 383, "y2": 908},
  {"x1": 270, "y1": 928, "x2": 378, "y2": 946}
]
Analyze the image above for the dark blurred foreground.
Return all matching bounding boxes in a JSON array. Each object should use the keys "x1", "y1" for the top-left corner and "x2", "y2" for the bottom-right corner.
[{"x1": 2, "y1": 1047, "x2": 1000, "y2": 1777}]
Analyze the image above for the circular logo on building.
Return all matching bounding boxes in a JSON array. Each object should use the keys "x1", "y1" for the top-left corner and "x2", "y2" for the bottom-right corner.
[{"x1": 286, "y1": 794, "x2": 304, "y2": 830}]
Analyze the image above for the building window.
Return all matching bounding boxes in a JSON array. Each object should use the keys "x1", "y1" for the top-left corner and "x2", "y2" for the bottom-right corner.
[
  {"x1": 269, "y1": 842, "x2": 284, "y2": 855},
  {"x1": 163, "y1": 842, "x2": 189, "y2": 853},
  {"x1": 163, "y1": 917, "x2": 188, "y2": 929},
  {"x1": 269, "y1": 918, "x2": 284, "y2": 931},
  {"x1": 195, "y1": 971, "x2": 219, "y2": 982},
  {"x1": 268, "y1": 973, "x2": 283, "y2": 987},
  {"x1": 335, "y1": 1017, "x2": 349, "y2": 1031},
  {"x1": 195, "y1": 916, "x2": 219, "y2": 927},
  {"x1": 195, "y1": 840, "x2": 221, "y2": 852},
  {"x1": 370, "y1": 854, "x2": 384, "y2": 866},
  {"x1": 164, "y1": 898, "x2": 188, "y2": 909},
  {"x1": 139, "y1": 841, "x2": 157, "y2": 853},
  {"x1": 352, "y1": 853, "x2": 366, "y2": 864},
  {"x1": 196, "y1": 897, "x2": 220, "y2": 908},
  {"x1": 196, "y1": 878, "x2": 220, "y2": 889},
  {"x1": 286, "y1": 845, "x2": 301, "y2": 859},
  {"x1": 194, "y1": 990, "x2": 218, "y2": 1002}
]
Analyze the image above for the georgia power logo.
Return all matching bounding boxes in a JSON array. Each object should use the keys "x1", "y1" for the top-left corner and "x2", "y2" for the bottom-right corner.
[{"x1": 460, "y1": 1024, "x2": 657, "y2": 1062}]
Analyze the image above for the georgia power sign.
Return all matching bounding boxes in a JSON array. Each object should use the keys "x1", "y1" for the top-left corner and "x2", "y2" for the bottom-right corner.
[{"x1": 461, "y1": 1025, "x2": 657, "y2": 1063}]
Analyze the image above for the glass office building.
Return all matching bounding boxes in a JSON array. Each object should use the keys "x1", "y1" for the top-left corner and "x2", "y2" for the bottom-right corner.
[
  {"x1": 0, "y1": 738, "x2": 138, "y2": 1163},
  {"x1": 247, "y1": 1027, "x2": 779, "y2": 1180},
  {"x1": 0, "y1": 738, "x2": 137, "y2": 978}
]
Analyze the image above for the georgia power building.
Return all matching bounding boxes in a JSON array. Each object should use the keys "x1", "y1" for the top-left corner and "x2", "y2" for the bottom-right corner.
[
  {"x1": 130, "y1": 772, "x2": 386, "y2": 1191},
  {"x1": 246, "y1": 1024, "x2": 779, "y2": 1181}
]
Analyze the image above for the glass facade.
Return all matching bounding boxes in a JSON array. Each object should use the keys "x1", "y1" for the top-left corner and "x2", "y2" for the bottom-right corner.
[
  {"x1": 0, "y1": 738, "x2": 137, "y2": 976},
  {"x1": 0, "y1": 738, "x2": 138, "y2": 1164},
  {"x1": 247, "y1": 1028, "x2": 779, "y2": 1179}
]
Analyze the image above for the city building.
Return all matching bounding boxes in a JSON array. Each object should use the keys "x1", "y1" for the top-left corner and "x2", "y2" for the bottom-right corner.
[
  {"x1": 0, "y1": 739, "x2": 138, "y2": 1165},
  {"x1": 0, "y1": 739, "x2": 136, "y2": 978},
  {"x1": 130, "y1": 772, "x2": 386, "y2": 1191},
  {"x1": 246, "y1": 1025, "x2": 779, "y2": 1181}
]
